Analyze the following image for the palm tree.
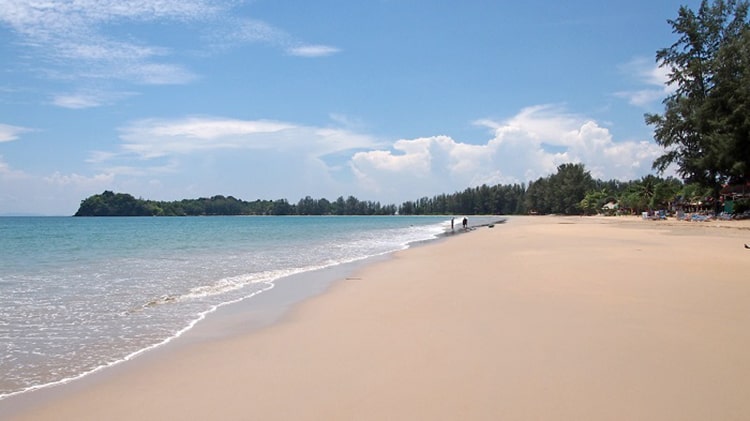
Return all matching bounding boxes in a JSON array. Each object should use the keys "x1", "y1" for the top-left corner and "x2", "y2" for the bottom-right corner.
[{"x1": 636, "y1": 175, "x2": 659, "y2": 211}]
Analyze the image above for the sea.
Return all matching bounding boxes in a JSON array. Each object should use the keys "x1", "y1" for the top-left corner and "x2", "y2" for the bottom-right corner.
[{"x1": 0, "y1": 215, "x2": 466, "y2": 400}]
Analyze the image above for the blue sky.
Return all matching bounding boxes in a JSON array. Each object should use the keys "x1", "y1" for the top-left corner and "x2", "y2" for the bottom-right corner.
[{"x1": 0, "y1": 0, "x2": 697, "y2": 215}]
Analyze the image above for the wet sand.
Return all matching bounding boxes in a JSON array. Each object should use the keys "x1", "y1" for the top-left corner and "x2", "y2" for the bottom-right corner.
[{"x1": 5, "y1": 215, "x2": 750, "y2": 420}]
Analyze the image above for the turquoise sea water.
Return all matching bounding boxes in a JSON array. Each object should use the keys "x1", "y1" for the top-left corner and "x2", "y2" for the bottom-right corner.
[{"x1": 0, "y1": 215, "x2": 454, "y2": 399}]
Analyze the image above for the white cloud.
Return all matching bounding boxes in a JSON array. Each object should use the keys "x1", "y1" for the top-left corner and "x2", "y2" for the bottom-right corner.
[
  {"x1": 288, "y1": 45, "x2": 341, "y2": 57},
  {"x1": 52, "y1": 90, "x2": 137, "y2": 109},
  {"x1": 57, "y1": 39, "x2": 167, "y2": 62},
  {"x1": 0, "y1": 156, "x2": 116, "y2": 215},
  {"x1": 0, "y1": 123, "x2": 32, "y2": 142},
  {"x1": 229, "y1": 19, "x2": 289, "y2": 44},
  {"x1": 350, "y1": 135, "x2": 483, "y2": 197},
  {"x1": 616, "y1": 89, "x2": 666, "y2": 107},
  {"x1": 117, "y1": 117, "x2": 295, "y2": 158},
  {"x1": 111, "y1": 116, "x2": 379, "y2": 160},
  {"x1": 52, "y1": 94, "x2": 102, "y2": 109},
  {"x1": 0, "y1": 1, "x2": 338, "y2": 90},
  {"x1": 75, "y1": 116, "x2": 385, "y2": 201},
  {"x1": 0, "y1": 155, "x2": 28, "y2": 179},
  {"x1": 646, "y1": 63, "x2": 672, "y2": 87},
  {"x1": 483, "y1": 105, "x2": 663, "y2": 180},
  {"x1": 0, "y1": 0, "x2": 221, "y2": 38},
  {"x1": 44, "y1": 171, "x2": 115, "y2": 187},
  {"x1": 328, "y1": 113, "x2": 365, "y2": 129},
  {"x1": 125, "y1": 63, "x2": 197, "y2": 85},
  {"x1": 86, "y1": 151, "x2": 119, "y2": 164},
  {"x1": 0, "y1": 0, "x2": 218, "y2": 85},
  {"x1": 145, "y1": 118, "x2": 294, "y2": 139},
  {"x1": 218, "y1": 18, "x2": 342, "y2": 58},
  {"x1": 348, "y1": 105, "x2": 663, "y2": 200},
  {"x1": 615, "y1": 57, "x2": 675, "y2": 108}
]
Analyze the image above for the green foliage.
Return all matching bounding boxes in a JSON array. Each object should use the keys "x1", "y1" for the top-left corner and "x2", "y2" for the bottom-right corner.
[
  {"x1": 734, "y1": 198, "x2": 750, "y2": 213},
  {"x1": 646, "y1": 0, "x2": 750, "y2": 197},
  {"x1": 524, "y1": 164, "x2": 594, "y2": 215},
  {"x1": 679, "y1": 183, "x2": 716, "y2": 205},
  {"x1": 653, "y1": 177, "x2": 683, "y2": 209},
  {"x1": 580, "y1": 189, "x2": 610, "y2": 215},
  {"x1": 74, "y1": 191, "x2": 152, "y2": 216},
  {"x1": 399, "y1": 183, "x2": 526, "y2": 216},
  {"x1": 74, "y1": 191, "x2": 398, "y2": 216},
  {"x1": 75, "y1": 164, "x2": 707, "y2": 217}
]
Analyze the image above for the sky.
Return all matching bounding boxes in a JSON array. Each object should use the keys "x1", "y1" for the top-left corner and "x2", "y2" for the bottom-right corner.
[{"x1": 0, "y1": 0, "x2": 699, "y2": 215}]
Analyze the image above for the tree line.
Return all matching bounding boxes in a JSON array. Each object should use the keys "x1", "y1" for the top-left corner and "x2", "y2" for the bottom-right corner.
[
  {"x1": 74, "y1": 163, "x2": 745, "y2": 217},
  {"x1": 74, "y1": 191, "x2": 397, "y2": 217},
  {"x1": 401, "y1": 163, "x2": 736, "y2": 216}
]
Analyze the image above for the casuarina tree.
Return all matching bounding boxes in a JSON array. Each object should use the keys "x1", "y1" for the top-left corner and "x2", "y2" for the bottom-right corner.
[{"x1": 646, "y1": 0, "x2": 750, "y2": 201}]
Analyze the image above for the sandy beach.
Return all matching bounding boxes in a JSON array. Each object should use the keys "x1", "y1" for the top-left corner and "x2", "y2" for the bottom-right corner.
[{"x1": 4, "y1": 215, "x2": 750, "y2": 420}]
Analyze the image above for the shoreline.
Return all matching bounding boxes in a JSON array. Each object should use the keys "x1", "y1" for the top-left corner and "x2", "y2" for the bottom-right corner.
[
  {"x1": 0, "y1": 240, "x2": 396, "y2": 406},
  {"x1": 4, "y1": 215, "x2": 750, "y2": 420},
  {"x1": 0, "y1": 216, "x2": 490, "y2": 414}
]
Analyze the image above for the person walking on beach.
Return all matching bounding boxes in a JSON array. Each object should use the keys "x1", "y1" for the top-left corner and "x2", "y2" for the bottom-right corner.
[
  {"x1": 451, "y1": 217, "x2": 455, "y2": 231},
  {"x1": 462, "y1": 217, "x2": 468, "y2": 230}
]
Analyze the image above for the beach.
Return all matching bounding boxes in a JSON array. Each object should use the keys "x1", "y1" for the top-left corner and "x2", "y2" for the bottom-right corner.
[{"x1": 4, "y1": 215, "x2": 750, "y2": 420}]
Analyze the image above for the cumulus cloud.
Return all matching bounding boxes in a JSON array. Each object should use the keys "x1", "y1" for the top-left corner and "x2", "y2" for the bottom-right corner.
[
  {"x1": 0, "y1": 155, "x2": 117, "y2": 214},
  {"x1": 0, "y1": 123, "x2": 31, "y2": 142},
  {"x1": 483, "y1": 105, "x2": 664, "y2": 180},
  {"x1": 349, "y1": 105, "x2": 663, "y2": 200},
  {"x1": 86, "y1": 108, "x2": 663, "y2": 203}
]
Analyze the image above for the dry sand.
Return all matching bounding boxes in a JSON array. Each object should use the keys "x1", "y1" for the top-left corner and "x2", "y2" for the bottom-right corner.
[{"x1": 5, "y1": 215, "x2": 750, "y2": 420}]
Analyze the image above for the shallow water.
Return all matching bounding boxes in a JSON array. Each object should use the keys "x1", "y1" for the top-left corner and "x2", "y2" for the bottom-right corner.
[{"x1": 0, "y1": 215, "x2": 453, "y2": 399}]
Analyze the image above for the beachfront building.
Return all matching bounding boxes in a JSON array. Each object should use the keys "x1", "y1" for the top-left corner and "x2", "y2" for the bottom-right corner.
[
  {"x1": 601, "y1": 201, "x2": 618, "y2": 216},
  {"x1": 720, "y1": 183, "x2": 750, "y2": 216}
]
